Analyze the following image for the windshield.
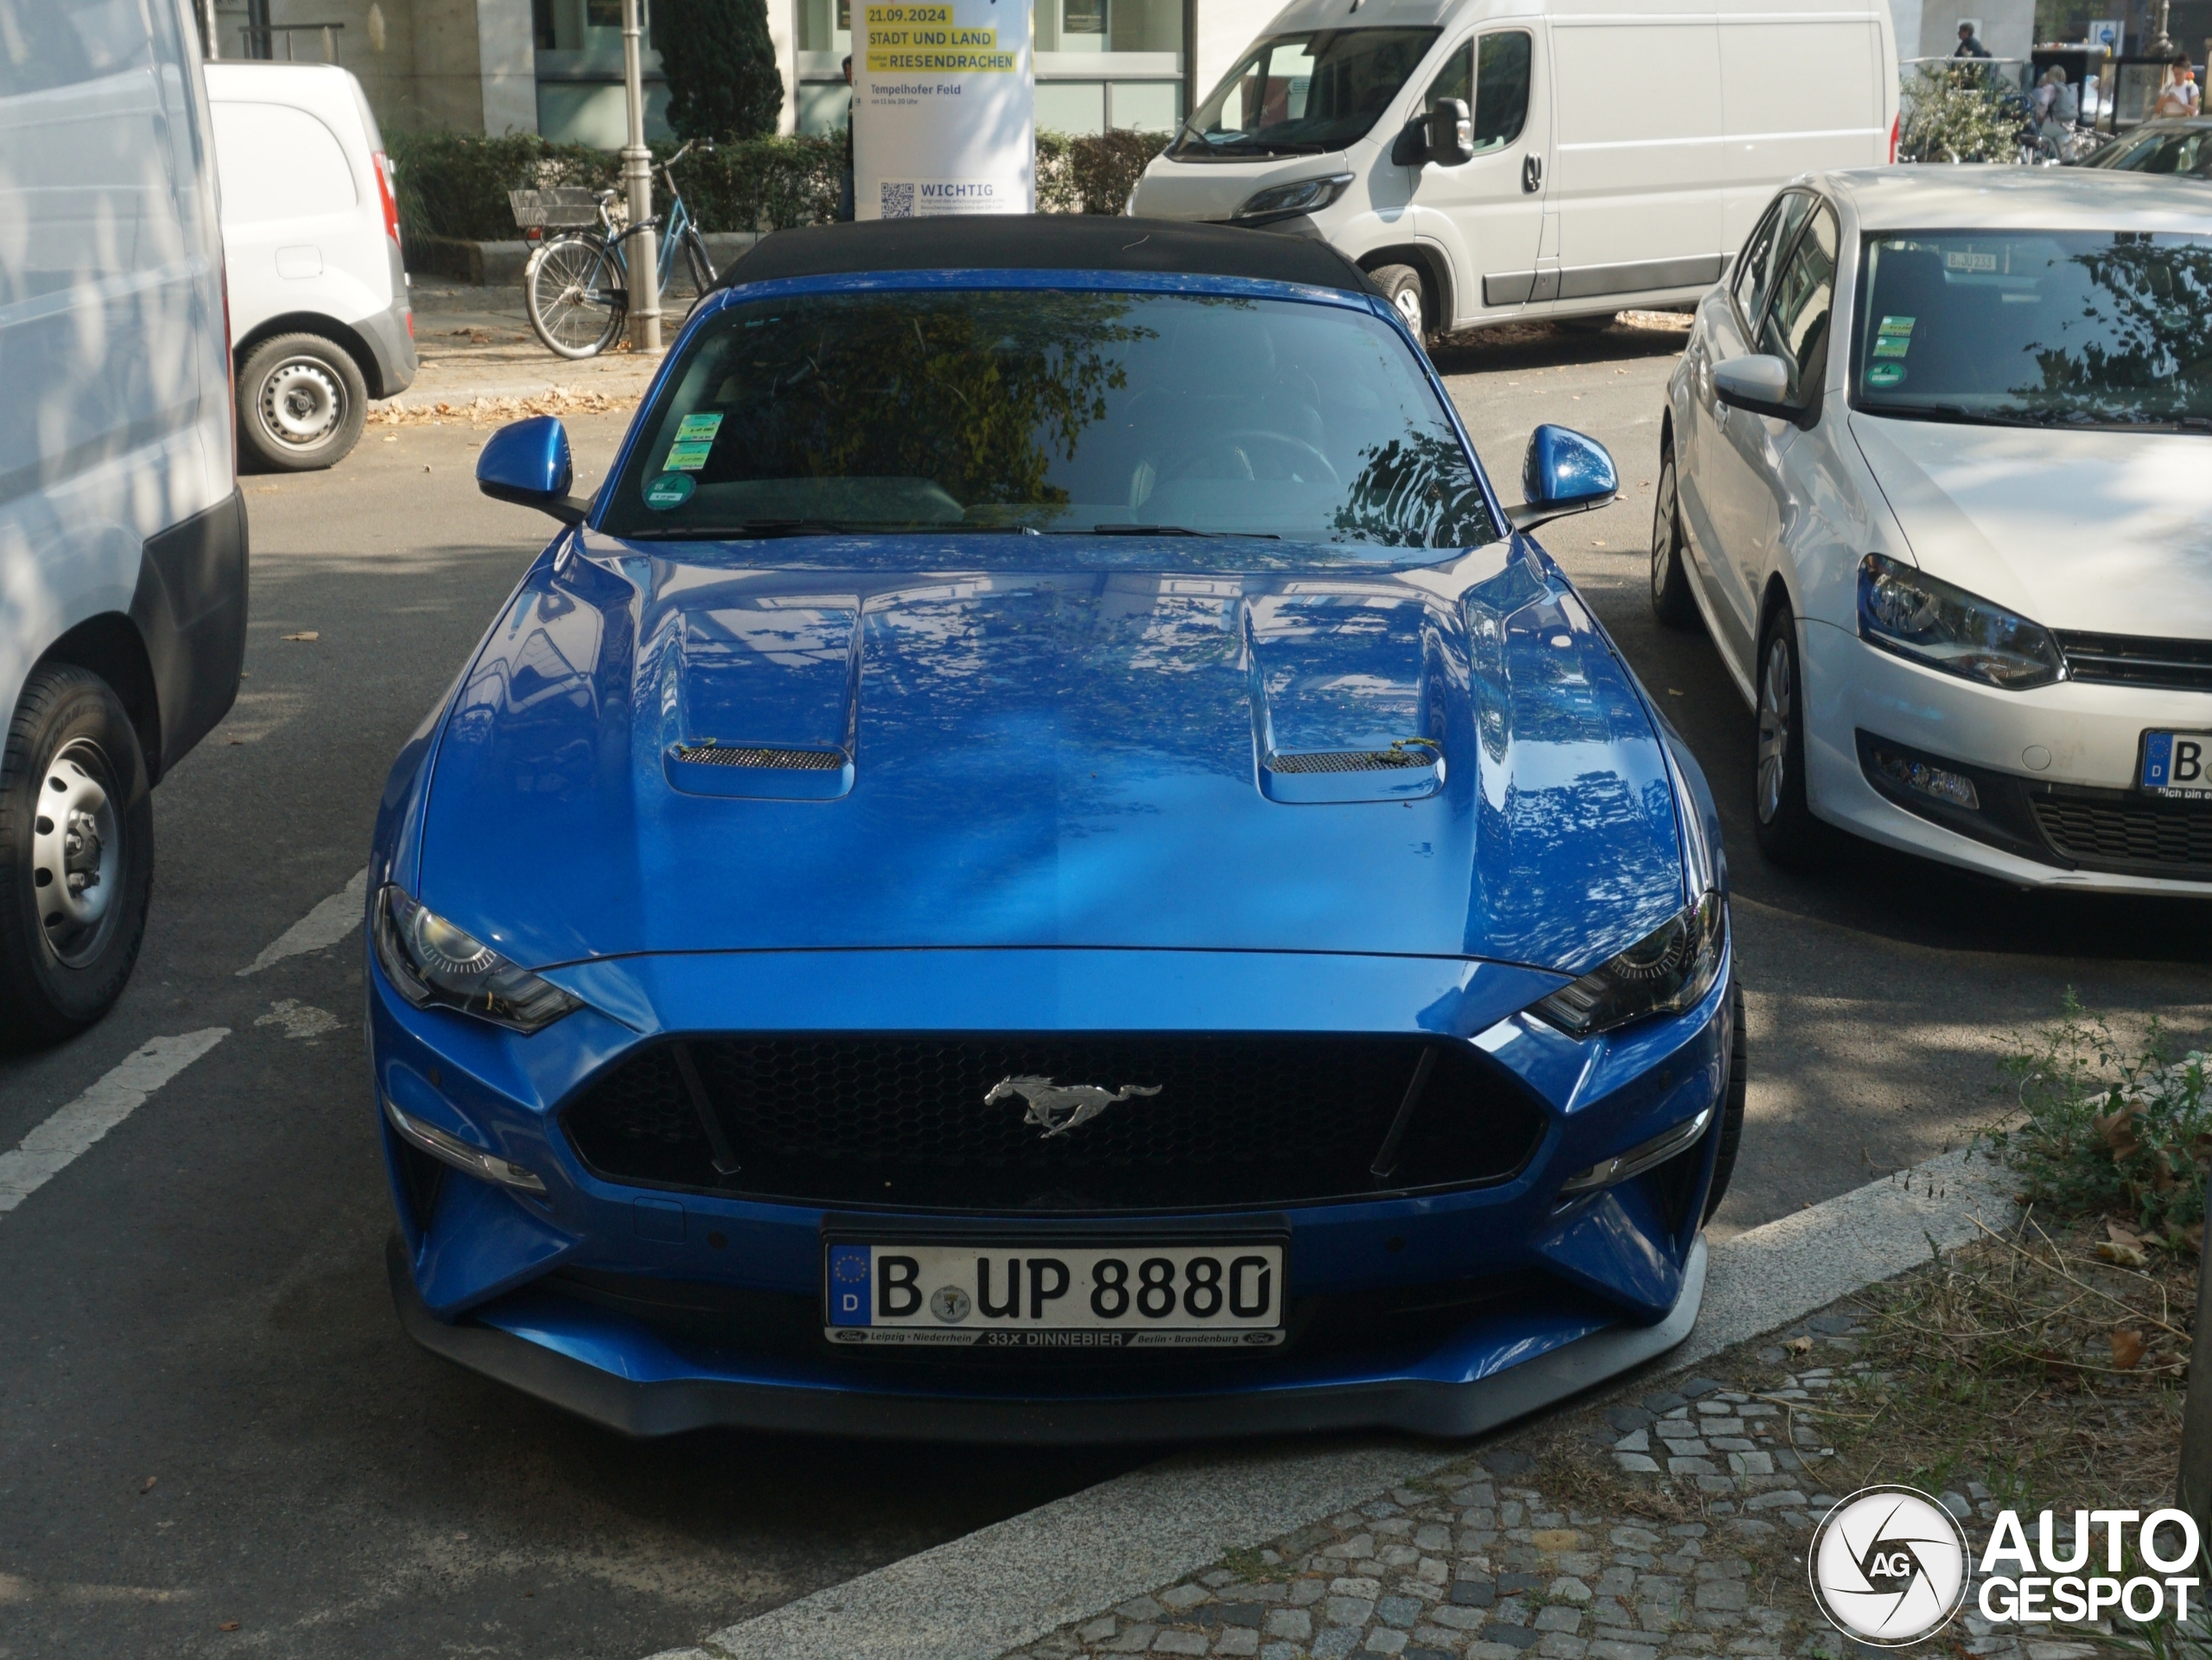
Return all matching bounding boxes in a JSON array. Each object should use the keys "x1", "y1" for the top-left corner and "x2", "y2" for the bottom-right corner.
[
  {"x1": 2078, "y1": 123, "x2": 2212, "y2": 175},
  {"x1": 1852, "y1": 231, "x2": 2212, "y2": 429},
  {"x1": 598, "y1": 288, "x2": 1497, "y2": 555},
  {"x1": 1168, "y1": 29, "x2": 1440, "y2": 160}
]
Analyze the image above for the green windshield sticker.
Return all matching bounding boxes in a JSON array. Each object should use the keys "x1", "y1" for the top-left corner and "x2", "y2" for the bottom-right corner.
[
  {"x1": 674, "y1": 413, "x2": 724, "y2": 442},
  {"x1": 1872, "y1": 316, "x2": 1914, "y2": 360},
  {"x1": 643, "y1": 471, "x2": 696, "y2": 510},
  {"x1": 1866, "y1": 361, "x2": 1906, "y2": 389},
  {"x1": 663, "y1": 441, "x2": 714, "y2": 472}
]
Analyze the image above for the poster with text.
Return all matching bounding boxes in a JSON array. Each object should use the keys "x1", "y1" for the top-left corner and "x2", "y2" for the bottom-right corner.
[{"x1": 855, "y1": 0, "x2": 1034, "y2": 219}]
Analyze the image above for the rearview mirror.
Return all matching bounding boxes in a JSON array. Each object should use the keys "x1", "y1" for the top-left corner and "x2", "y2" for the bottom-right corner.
[
  {"x1": 1712, "y1": 354, "x2": 1796, "y2": 422},
  {"x1": 1509, "y1": 424, "x2": 1618, "y2": 532},
  {"x1": 477, "y1": 415, "x2": 592, "y2": 525},
  {"x1": 1426, "y1": 98, "x2": 1475, "y2": 165}
]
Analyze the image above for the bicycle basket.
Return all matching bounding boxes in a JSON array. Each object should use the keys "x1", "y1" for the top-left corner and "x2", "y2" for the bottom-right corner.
[{"x1": 509, "y1": 187, "x2": 602, "y2": 231}]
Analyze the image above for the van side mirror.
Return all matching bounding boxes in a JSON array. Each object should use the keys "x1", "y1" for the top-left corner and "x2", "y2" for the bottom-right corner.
[
  {"x1": 477, "y1": 415, "x2": 592, "y2": 525},
  {"x1": 1712, "y1": 354, "x2": 1796, "y2": 422},
  {"x1": 1508, "y1": 424, "x2": 1618, "y2": 532},
  {"x1": 1426, "y1": 97, "x2": 1475, "y2": 165}
]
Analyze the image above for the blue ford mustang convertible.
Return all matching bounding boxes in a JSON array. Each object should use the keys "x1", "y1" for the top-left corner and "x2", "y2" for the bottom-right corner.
[{"x1": 369, "y1": 217, "x2": 1741, "y2": 1441}]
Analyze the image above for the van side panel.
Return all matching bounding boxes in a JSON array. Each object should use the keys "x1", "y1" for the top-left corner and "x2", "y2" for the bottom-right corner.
[
  {"x1": 129, "y1": 492, "x2": 247, "y2": 772},
  {"x1": 1717, "y1": 17, "x2": 1883, "y2": 251},
  {"x1": 1546, "y1": 15, "x2": 1727, "y2": 302}
]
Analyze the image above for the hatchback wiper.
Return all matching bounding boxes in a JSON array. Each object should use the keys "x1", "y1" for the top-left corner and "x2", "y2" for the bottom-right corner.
[
  {"x1": 1870, "y1": 401, "x2": 2212, "y2": 434},
  {"x1": 1065, "y1": 524, "x2": 1283, "y2": 539},
  {"x1": 626, "y1": 518, "x2": 1032, "y2": 539}
]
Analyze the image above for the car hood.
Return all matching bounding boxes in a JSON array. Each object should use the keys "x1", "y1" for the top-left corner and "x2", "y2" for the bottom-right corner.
[
  {"x1": 1849, "y1": 414, "x2": 2212, "y2": 637},
  {"x1": 411, "y1": 533, "x2": 1683, "y2": 975}
]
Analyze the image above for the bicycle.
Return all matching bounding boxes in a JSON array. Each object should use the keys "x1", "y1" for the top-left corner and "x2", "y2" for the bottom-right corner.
[{"x1": 516, "y1": 140, "x2": 717, "y2": 359}]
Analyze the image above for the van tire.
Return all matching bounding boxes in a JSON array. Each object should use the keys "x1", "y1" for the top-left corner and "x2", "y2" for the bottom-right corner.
[
  {"x1": 0, "y1": 666, "x2": 155, "y2": 1046},
  {"x1": 1371, "y1": 264, "x2": 1427, "y2": 341},
  {"x1": 238, "y1": 333, "x2": 369, "y2": 473}
]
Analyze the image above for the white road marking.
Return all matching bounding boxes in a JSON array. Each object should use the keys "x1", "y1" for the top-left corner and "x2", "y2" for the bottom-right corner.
[
  {"x1": 0, "y1": 1030, "x2": 230, "y2": 1218},
  {"x1": 255, "y1": 999, "x2": 339, "y2": 1040},
  {"x1": 238, "y1": 868, "x2": 369, "y2": 976}
]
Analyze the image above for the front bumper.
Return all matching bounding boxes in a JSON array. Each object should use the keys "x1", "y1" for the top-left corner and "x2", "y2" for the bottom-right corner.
[{"x1": 372, "y1": 944, "x2": 1733, "y2": 1441}]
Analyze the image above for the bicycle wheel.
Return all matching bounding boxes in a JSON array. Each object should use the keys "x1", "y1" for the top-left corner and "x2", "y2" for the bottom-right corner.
[
  {"x1": 526, "y1": 234, "x2": 626, "y2": 359},
  {"x1": 679, "y1": 226, "x2": 715, "y2": 315}
]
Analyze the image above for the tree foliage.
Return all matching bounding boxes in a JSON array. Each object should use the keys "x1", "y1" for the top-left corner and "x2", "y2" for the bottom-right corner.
[{"x1": 658, "y1": 0, "x2": 783, "y2": 141}]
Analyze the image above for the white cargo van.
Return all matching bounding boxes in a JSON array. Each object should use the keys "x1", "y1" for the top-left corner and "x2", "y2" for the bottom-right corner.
[
  {"x1": 206, "y1": 60, "x2": 416, "y2": 471},
  {"x1": 0, "y1": 0, "x2": 245, "y2": 1040},
  {"x1": 1129, "y1": 0, "x2": 1899, "y2": 339}
]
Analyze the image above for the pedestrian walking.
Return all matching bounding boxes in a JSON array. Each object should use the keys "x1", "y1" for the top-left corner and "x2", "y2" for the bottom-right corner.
[{"x1": 1953, "y1": 21, "x2": 1992, "y2": 58}]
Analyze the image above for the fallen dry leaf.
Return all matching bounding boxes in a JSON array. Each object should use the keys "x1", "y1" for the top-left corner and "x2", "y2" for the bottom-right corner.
[
  {"x1": 280, "y1": 631, "x2": 318, "y2": 642},
  {"x1": 2186, "y1": 1222, "x2": 2205, "y2": 1256},
  {"x1": 1786, "y1": 1335, "x2": 1815, "y2": 1355},
  {"x1": 2110, "y1": 1328, "x2": 2148, "y2": 1370},
  {"x1": 2097, "y1": 1238, "x2": 2148, "y2": 1269},
  {"x1": 140, "y1": 1475, "x2": 156, "y2": 1492},
  {"x1": 219, "y1": 1620, "x2": 240, "y2": 1631}
]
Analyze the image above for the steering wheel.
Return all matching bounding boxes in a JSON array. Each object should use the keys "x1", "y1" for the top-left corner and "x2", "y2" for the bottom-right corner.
[{"x1": 1160, "y1": 430, "x2": 1341, "y2": 487}]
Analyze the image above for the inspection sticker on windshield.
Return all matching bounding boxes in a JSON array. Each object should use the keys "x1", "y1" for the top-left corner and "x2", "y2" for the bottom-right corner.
[
  {"x1": 642, "y1": 472, "x2": 695, "y2": 511},
  {"x1": 2140, "y1": 730, "x2": 2212, "y2": 799},
  {"x1": 662, "y1": 442, "x2": 714, "y2": 472},
  {"x1": 823, "y1": 1239, "x2": 1286, "y2": 1347},
  {"x1": 1866, "y1": 362, "x2": 1906, "y2": 389},
  {"x1": 1872, "y1": 316, "x2": 1915, "y2": 359},
  {"x1": 674, "y1": 413, "x2": 723, "y2": 443}
]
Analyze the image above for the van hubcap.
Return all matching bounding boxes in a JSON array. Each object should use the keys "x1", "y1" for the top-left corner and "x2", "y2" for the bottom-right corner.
[
  {"x1": 261, "y1": 358, "x2": 344, "y2": 447},
  {"x1": 30, "y1": 743, "x2": 122, "y2": 964},
  {"x1": 1756, "y1": 634, "x2": 1793, "y2": 824},
  {"x1": 1392, "y1": 285, "x2": 1422, "y2": 335}
]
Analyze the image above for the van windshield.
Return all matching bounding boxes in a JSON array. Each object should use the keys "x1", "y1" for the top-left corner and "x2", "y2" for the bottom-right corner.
[
  {"x1": 1853, "y1": 231, "x2": 2212, "y2": 430},
  {"x1": 1169, "y1": 29, "x2": 1440, "y2": 160},
  {"x1": 597, "y1": 288, "x2": 1497, "y2": 559}
]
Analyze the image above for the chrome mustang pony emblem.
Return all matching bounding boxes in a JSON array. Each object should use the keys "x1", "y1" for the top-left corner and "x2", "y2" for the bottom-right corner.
[{"x1": 986, "y1": 1075, "x2": 1161, "y2": 1140}]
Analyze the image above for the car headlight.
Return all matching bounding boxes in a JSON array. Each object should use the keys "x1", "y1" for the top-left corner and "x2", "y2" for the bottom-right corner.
[
  {"x1": 1233, "y1": 173, "x2": 1355, "y2": 223},
  {"x1": 1856, "y1": 553, "x2": 2065, "y2": 690},
  {"x1": 1533, "y1": 892, "x2": 1726, "y2": 1038},
  {"x1": 372, "y1": 885, "x2": 582, "y2": 1034}
]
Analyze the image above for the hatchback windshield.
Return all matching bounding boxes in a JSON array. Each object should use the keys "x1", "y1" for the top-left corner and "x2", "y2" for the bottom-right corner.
[
  {"x1": 1168, "y1": 29, "x2": 1440, "y2": 159},
  {"x1": 2077, "y1": 121, "x2": 2212, "y2": 176},
  {"x1": 600, "y1": 288, "x2": 1496, "y2": 552},
  {"x1": 1853, "y1": 230, "x2": 2212, "y2": 429}
]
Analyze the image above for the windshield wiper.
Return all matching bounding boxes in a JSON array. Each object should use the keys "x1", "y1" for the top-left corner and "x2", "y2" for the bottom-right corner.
[
  {"x1": 1869, "y1": 401, "x2": 2211, "y2": 434},
  {"x1": 626, "y1": 519, "x2": 1041, "y2": 540},
  {"x1": 1065, "y1": 524, "x2": 1283, "y2": 539}
]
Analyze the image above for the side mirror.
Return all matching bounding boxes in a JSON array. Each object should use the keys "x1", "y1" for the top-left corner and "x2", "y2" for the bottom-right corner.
[
  {"x1": 1509, "y1": 423, "x2": 1618, "y2": 532},
  {"x1": 477, "y1": 415, "x2": 592, "y2": 525},
  {"x1": 1426, "y1": 97, "x2": 1475, "y2": 165},
  {"x1": 1712, "y1": 354, "x2": 1796, "y2": 422}
]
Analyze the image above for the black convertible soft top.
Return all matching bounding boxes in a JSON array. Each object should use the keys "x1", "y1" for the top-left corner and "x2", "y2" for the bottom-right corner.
[{"x1": 712, "y1": 215, "x2": 1385, "y2": 298}]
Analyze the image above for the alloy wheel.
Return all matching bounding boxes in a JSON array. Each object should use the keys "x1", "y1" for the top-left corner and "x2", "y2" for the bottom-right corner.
[
  {"x1": 1756, "y1": 633, "x2": 1793, "y2": 825},
  {"x1": 30, "y1": 741, "x2": 123, "y2": 968},
  {"x1": 1650, "y1": 458, "x2": 1679, "y2": 604}
]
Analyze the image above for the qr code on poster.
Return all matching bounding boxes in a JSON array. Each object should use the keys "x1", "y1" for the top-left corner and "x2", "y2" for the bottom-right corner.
[{"x1": 880, "y1": 181, "x2": 915, "y2": 218}]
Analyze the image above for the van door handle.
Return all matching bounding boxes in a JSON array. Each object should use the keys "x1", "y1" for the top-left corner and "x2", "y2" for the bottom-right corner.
[{"x1": 1522, "y1": 155, "x2": 1542, "y2": 193}]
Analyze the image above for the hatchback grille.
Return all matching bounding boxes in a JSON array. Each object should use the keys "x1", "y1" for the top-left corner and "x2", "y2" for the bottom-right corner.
[
  {"x1": 2055, "y1": 631, "x2": 2212, "y2": 694},
  {"x1": 563, "y1": 1034, "x2": 1548, "y2": 1212},
  {"x1": 2030, "y1": 792, "x2": 2212, "y2": 877}
]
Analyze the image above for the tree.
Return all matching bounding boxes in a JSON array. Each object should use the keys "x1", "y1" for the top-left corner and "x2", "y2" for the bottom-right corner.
[{"x1": 659, "y1": 0, "x2": 782, "y2": 142}]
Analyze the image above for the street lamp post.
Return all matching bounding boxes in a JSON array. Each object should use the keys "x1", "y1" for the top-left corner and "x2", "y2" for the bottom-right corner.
[{"x1": 620, "y1": 0, "x2": 661, "y2": 354}]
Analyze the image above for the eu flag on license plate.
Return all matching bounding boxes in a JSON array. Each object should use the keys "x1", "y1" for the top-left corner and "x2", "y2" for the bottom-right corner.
[
  {"x1": 2144, "y1": 732, "x2": 2173, "y2": 789},
  {"x1": 828, "y1": 1244, "x2": 871, "y2": 1326}
]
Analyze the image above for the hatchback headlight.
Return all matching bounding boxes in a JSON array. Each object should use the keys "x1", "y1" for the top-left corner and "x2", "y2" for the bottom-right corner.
[
  {"x1": 1534, "y1": 892, "x2": 1726, "y2": 1038},
  {"x1": 373, "y1": 885, "x2": 582, "y2": 1034},
  {"x1": 1857, "y1": 554, "x2": 2064, "y2": 690},
  {"x1": 1233, "y1": 173, "x2": 1355, "y2": 223}
]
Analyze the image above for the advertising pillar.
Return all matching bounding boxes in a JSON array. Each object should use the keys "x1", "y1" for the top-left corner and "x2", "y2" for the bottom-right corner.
[{"x1": 854, "y1": 1, "x2": 1034, "y2": 219}]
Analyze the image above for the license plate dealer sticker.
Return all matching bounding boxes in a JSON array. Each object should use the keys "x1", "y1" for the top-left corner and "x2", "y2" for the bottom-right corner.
[
  {"x1": 2139, "y1": 730, "x2": 2212, "y2": 799},
  {"x1": 823, "y1": 1241, "x2": 1286, "y2": 1348}
]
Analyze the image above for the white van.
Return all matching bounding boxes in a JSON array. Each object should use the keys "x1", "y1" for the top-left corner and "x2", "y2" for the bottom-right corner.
[
  {"x1": 1129, "y1": 0, "x2": 1899, "y2": 339},
  {"x1": 207, "y1": 60, "x2": 416, "y2": 470},
  {"x1": 0, "y1": 0, "x2": 244, "y2": 1040}
]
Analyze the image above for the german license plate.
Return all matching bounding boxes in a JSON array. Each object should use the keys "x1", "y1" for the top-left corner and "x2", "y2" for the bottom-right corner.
[
  {"x1": 2140, "y1": 730, "x2": 2212, "y2": 799},
  {"x1": 823, "y1": 1240, "x2": 1286, "y2": 1348}
]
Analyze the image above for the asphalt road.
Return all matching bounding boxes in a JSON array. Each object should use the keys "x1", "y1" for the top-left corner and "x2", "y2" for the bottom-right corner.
[{"x1": 1, "y1": 320, "x2": 2204, "y2": 1660}]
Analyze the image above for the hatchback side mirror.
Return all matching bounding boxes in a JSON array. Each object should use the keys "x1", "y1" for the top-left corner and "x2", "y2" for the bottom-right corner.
[
  {"x1": 477, "y1": 415, "x2": 592, "y2": 525},
  {"x1": 1712, "y1": 354, "x2": 1796, "y2": 422},
  {"x1": 1426, "y1": 97, "x2": 1475, "y2": 165},
  {"x1": 1509, "y1": 423, "x2": 1618, "y2": 532}
]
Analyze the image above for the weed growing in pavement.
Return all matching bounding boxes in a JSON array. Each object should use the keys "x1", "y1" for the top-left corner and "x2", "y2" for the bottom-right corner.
[{"x1": 1986, "y1": 992, "x2": 2212, "y2": 1242}]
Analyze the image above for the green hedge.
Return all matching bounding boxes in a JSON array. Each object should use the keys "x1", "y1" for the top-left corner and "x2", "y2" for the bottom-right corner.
[{"x1": 386, "y1": 126, "x2": 1169, "y2": 245}]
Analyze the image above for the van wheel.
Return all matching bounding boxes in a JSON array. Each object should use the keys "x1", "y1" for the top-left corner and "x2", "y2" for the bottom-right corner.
[
  {"x1": 1752, "y1": 603, "x2": 1827, "y2": 868},
  {"x1": 238, "y1": 333, "x2": 368, "y2": 472},
  {"x1": 0, "y1": 666, "x2": 155, "y2": 1046},
  {"x1": 1370, "y1": 265, "x2": 1427, "y2": 341},
  {"x1": 1649, "y1": 445, "x2": 1700, "y2": 628}
]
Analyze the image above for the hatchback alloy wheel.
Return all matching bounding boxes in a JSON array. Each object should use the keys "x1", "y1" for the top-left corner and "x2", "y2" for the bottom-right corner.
[{"x1": 1757, "y1": 633, "x2": 1792, "y2": 826}]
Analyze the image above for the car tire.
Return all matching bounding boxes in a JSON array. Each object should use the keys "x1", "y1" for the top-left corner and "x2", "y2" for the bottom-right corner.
[
  {"x1": 1649, "y1": 445, "x2": 1700, "y2": 629},
  {"x1": 238, "y1": 332, "x2": 369, "y2": 473},
  {"x1": 1370, "y1": 264, "x2": 1427, "y2": 342},
  {"x1": 1752, "y1": 602, "x2": 1825, "y2": 868},
  {"x1": 0, "y1": 665, "x2": 155, "y2": 1046},
  {"x1": 1701, "y1": 983, "x2": 1747, "y2": 1224}
]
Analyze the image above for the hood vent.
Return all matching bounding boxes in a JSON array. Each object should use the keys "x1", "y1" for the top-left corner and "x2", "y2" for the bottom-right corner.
[
  {"x1": 1269, "y1": 747, "x2": 1434, "y2": 776},
  {"x1": 665, "y1": 743, "x2": 854, "y2": 801},
  {"x1": 1260, "y1": 741, "x2": 1444, "y2": 804}
]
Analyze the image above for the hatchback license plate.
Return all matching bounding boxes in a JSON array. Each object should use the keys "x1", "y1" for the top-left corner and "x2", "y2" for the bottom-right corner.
[
  {"x1": 823, "y1": 1240, "x2": 1286, "y2": 1348},
  {"x1": 2140, "y1": 731, "x2": 2212, "y2": 799}
]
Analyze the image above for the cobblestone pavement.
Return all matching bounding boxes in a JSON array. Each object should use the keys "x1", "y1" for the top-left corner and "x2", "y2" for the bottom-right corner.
[{"x1": 997, "y1": 1314, "x2": 2118, "y2": 1660}]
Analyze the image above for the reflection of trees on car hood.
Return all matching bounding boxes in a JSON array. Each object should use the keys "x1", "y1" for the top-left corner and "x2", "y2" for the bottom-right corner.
[{"x1": 719, "y1": 293, "x2": 1154, "y2": 508}]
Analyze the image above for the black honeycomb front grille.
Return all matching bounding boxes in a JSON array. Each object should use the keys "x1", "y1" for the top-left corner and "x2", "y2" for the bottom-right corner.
[
  {"x1": 2030, "y1": 793, "x2": 2212, "y2": 877},
  {"x1": 562, "y1": 1034, "x2": 1548, "y2": 1212}
]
